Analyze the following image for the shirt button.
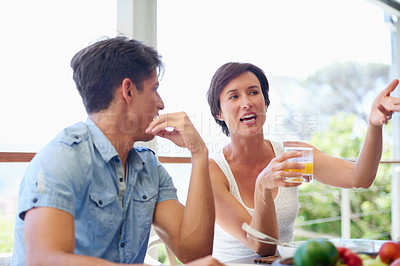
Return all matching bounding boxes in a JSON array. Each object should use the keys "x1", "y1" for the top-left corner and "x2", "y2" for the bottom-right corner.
[
  {"x1": 99, "y1": 200, "x2": 103, "y2": 205},
  {"x1": 120, "y1": 243, "x2": 125, "y2": 248},
  {"x1": 119, "y1": 178, "x2": 123, "y2": 182},
  {"x1": 32, "y1": 198, "x2": 38, "y2": 203},
  {"x1": 142, "y1": 195, "x2": 147, "y2": 200}
]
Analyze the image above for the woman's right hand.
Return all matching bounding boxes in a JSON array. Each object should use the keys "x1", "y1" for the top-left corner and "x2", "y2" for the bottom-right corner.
[
  {"x1": 368, "y1": 79, "x2": 400, "y2": 127},
  {"x1": 255, "y1": 151, "x2": 304, "y2": 189}
]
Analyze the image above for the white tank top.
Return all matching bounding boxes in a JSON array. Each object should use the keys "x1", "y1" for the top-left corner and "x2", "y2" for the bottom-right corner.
[{"x1": 211, "y1": 141, "x2": 299, "y2": 262}]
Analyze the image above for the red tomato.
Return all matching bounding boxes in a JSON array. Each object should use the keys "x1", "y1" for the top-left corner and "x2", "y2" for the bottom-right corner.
[
  {"x1": 379, "y1": 242, "x2": 400, "y2": 264},
  {"x1": 336, "y1": 246, "x2": 362, "y2": 266}
]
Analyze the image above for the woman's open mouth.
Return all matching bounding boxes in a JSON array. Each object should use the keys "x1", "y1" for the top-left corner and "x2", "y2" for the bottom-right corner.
[{"x1": 240, "y1": 114, "x2": 257, "y2": 124}]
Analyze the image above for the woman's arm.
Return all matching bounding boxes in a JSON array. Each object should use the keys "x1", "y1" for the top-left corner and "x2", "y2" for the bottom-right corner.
[
  {"x1": 209, "y1": 158, "x2": 273, "y2": 255},
  {"x1": 209, "y1": 152, "x2": 301, "y2": 256},
  {"x1": 289, "y1": 79, "x2": 400, "y2": 188}
]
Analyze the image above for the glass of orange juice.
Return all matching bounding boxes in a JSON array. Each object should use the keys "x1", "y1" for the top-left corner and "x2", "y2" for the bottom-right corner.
[{"x1": 283, "y1": 147, "x2": 313, "y2": 183}]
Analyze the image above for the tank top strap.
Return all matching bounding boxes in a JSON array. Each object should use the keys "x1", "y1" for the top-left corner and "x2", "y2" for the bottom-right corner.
[
  {"x1": 270, "y1": 140, "x2": 284, "y2": 156},
  {"x1": 212, "y1": 152, "x2": 251, "y2": 213}
]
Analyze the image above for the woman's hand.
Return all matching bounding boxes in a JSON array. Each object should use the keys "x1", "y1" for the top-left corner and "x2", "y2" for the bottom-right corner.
[
  {"x1": 255, "y1": 151, "x2": 304, "y2": 189},
  {"x1": 369, "y1": 79, "x2": 400, "y2": 126}
]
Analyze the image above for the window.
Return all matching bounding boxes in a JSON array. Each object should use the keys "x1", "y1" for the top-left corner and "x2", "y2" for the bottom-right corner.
[
  {"x1": 0, "y1": 0, "x2": 117, "y2": 252},
  {"x1": 156, "y1": 0, "x2": 390, "y2": 157},
  {"x1": 157, "y1": 0, "x2": 393, "y2": 239},
  {"x1": 0, "y1": 0, "x2": 394, "y2": 253}
]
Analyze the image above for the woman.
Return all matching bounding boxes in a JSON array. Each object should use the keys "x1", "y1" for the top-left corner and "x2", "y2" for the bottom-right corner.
[{"x1": 206, "y1": 62, "x2": 400, "y2": 262}]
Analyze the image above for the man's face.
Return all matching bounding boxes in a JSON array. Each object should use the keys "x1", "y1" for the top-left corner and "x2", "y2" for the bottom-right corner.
[{"x1": 129, "y1": 71, "x2": 164, "y2": 141}]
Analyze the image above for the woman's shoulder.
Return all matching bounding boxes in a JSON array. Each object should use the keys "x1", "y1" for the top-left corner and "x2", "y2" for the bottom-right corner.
[
  {"x1": 209, "y1": 156, "x2": 220, "y2": 169},
  {"x1": 268, "y1": 140, "x2": 316, "y2": 156},
  {"x1": 208, "y1": 155, "x2": 230, "y2": 190},
  {"x1": 209, "y1": 147, "x2": 226, "y2": 171}
]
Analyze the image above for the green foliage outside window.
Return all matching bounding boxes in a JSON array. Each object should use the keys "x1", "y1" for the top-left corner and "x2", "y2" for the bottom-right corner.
[
  {"x1": 0, "y1": 214, "x2": 14, "y2": 253},
  {"x1": 296, "y1": 112, "x2": 393, "y2": 240}
]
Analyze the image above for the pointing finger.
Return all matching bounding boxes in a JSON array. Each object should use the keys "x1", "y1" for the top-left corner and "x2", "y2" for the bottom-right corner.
[{"x1": 381, "y1": 79, "x2": 399, "y2": 97}]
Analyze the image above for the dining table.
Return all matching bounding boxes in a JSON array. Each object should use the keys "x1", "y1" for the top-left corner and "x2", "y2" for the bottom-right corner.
[
  {"x1": 223, "y1": 239, "x2": 388, "y2": 266},
  {"x1": 225, "y1": 254, "x2": 266, "y2": 265}
]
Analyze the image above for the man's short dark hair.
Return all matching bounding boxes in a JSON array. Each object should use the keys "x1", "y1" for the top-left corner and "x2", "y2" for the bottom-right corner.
[{"x1": 71, "y1": 36, "x2": 164, "y2": 114}]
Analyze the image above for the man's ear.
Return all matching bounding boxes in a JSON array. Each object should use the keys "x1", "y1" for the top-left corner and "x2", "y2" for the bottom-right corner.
[{"x1": 121, "y1": 78, "x2": 134, "y2": 104}]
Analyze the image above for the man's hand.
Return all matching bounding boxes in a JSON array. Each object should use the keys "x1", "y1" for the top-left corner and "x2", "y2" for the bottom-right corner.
[
  {"x1": 369, "y1": 79, "x2": 400, "y2": 126},
  {"x1": 145, "y1": 112, "x2": 206, "y2": 155}
]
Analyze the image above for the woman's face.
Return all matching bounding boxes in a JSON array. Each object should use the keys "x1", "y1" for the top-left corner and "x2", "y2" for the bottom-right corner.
[{"x1": 218, "y1": 71, "x2": 267, "y2": 137}]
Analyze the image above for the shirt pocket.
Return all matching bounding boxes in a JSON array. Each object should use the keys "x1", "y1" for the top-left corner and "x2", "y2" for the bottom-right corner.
[
  {"x1": 89, "y1": 191, "x2": 117, "y2": 208},
  {"x1": 132, "y1": 188, "x2": 157, "y2": 229},
  {"x1": 87, "y1": 191, "x2": 121, "y2": 240}
]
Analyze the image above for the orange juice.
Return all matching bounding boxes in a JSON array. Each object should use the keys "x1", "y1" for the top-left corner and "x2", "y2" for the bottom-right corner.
[{"x1": 283, "y1": 162, "x2": 313, "y2": 183}]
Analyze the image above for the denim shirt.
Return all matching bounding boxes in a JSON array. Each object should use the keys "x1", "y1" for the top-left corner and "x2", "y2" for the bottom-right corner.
[{"x1": 12, "y1": 119, "x2": 178, "y2": 265}]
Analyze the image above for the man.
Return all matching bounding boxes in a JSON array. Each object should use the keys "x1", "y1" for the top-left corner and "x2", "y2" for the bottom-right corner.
[{"x1": 12, "y1": 37, "x2": 223, "y2": 265}]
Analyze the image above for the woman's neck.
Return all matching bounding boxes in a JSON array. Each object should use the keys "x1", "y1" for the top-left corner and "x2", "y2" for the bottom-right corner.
[{"x1": 227, "y1": 132, "x2": 270, "y2": 163}]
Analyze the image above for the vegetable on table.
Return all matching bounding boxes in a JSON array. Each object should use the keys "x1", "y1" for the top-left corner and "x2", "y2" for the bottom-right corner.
[{"x1": 293, "y1": 238, "x2": 338, "y2": 266}]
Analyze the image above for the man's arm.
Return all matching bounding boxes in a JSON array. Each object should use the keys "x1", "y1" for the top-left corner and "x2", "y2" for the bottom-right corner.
[
  {"x1": 147, "y1": 112, "x2": 215, "y2": 263},
  {"x1": 25, "y1": 204, "x2": 223, "y2": 266},
  {"x1": 24, "y1": 207, "x2": 122, "y2": 266}
]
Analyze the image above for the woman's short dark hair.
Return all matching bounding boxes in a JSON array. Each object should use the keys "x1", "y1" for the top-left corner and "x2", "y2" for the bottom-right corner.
[
  {"x1": 70, "y1": 36, "x2": 164, "y2": 114},
  {"x1": 207, "y1": 62, "x2": 270, "y2": 136}
]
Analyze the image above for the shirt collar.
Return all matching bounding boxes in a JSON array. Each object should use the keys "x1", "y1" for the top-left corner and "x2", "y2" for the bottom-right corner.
[
  {"x1": 85, "y1": 118, "x2": 146, "y2": 170},
  {"x1": 85, "y1": 117, "x2": 119, "y2": 163},
  {"x1": 128, "y1": 147, "x2": 146, "y2": 172}
]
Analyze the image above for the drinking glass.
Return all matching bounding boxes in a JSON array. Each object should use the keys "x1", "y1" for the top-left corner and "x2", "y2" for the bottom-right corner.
[{"x1": 283, "y1": 147, "x2": 313, "y2": 183}]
